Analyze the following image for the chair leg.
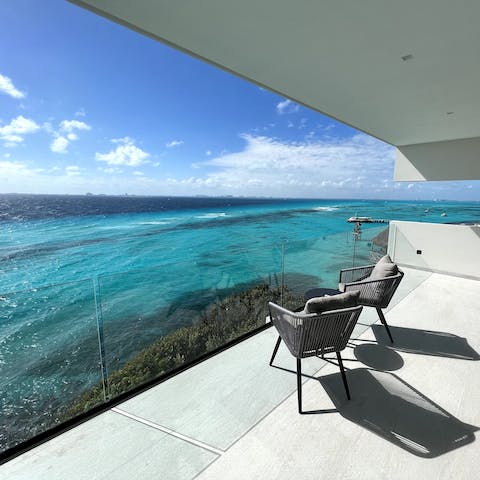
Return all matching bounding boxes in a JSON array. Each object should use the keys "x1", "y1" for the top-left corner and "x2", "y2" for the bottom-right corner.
[
  {"x1": 376, "y1": 307, "x2": 394, "y2": 343},
  {"x1": 269, "y1": 336, "x2": 282, "y2": 366},
  {"x1": 297, "y1": 358, "x2": 303, "y2": 414},
  {"x1": 336, "y1": 351, "x2": 351, "y2": 400}
]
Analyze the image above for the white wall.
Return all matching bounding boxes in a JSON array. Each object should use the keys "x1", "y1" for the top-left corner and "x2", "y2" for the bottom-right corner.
[
  {"x1": 388, "y1": 221, "x2": 480, "y2": 279},
  {"x1": 394, "y1": 136, "x2": 480, "y2": 181}
]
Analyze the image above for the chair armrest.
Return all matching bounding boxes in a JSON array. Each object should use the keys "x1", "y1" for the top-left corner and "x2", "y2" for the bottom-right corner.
[
  {"x1": 339, "y1": 265, "x2": 375, "y2": 283},
  {"x1": 268, "y1": 302, "x2": 313, "y2": 327}
]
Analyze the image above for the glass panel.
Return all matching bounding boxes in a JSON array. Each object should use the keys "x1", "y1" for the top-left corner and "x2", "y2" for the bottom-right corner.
[
  {"x1": 282, "y1": 225, "x2": 388, "y2": 310},
  {"x1": 97, "y1": 244, "x2": 283, "y2": 399},
  {"x1": 282, "y1": 230, "x2": 355, "y2": 310},
  {"x1": 352, "y1": 224, "x2": 390, "y2": 266},
  {"x1": 0, "y1": 279, "x2": 102, "y2": 454}
]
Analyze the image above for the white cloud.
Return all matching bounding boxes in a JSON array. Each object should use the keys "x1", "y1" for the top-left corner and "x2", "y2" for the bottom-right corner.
[
  {"x1": 50, "y1": 119, "x2": 91, "y2": 154},
  {"x1": 65, "y1": 165, "x2": 81, "y2": 176},
  {"x1": 51, "y1": 136, "x2": 69, "y2": 154},
  {"x1": 59, "y1": 119, "x2": 91, "y2": 133},
  {"x1": 75, "y1": 108, "x2": 86, "y2": 117},
  {"x1": 96, "y1": 137, "x2": 150, "y2": 166},
  {"x1": 112, "y1": 136, "x2": 134, "y2": 144},
  {"x1": 0, "y1": 160, "x2": 42, "y2": 177},
  {"x1": 3, "y1": 135, "x2": 23, "y2": 144},
  {"x1": 166, "y1": 140, "x2": 184, "y2": 148},
  {"x1": 133, "y1": 170, "x2": 144, "y2": 176},
  {"x1": 188, "y1": 133, "x2": 394, "y2": 197},
  {"x1": 2, "y1": 146, "x2": 478, "y2": 199},
  {"x1": 206, "y1": 150, "x2": 212, "y2": 156},
  {"x1": 276, "y1": 99, "x2": 300, "y2": 115},
  {"x1": 0, "y1": 73, "x2": 25, "y2": 99},
  {"x1": 0, "y1": 115, "x2": 40, "y2": 146}
]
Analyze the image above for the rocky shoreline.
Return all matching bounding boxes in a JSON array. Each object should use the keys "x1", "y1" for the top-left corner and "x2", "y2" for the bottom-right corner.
[{"x1": 68, "y1": 283, "x2": 304, "y2": 416}]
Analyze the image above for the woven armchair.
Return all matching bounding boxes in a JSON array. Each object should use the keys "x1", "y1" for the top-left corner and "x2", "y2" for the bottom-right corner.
[
  {"x1": 268, "y1": 301, "x2": 362, "y2": 413},
  {"x1": 338, "y1": 264, "x2": 404, "y2": 343}
]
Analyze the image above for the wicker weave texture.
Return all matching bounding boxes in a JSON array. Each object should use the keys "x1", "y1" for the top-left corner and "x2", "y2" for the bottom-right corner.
[
  {"x1": 339, "y1": 268, "x2": 404, "y2": 308},
  {"x1": 268, "y1": 302, "x2": 362, "y2": 358},
  {"x1": 339, "y1": 265, "x2": 375, "y2": 284}
]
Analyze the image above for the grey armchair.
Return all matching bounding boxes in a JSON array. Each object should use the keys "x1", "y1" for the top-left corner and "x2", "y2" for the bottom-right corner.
[
  {"x1": 338, "y1": 255, "x2": 404, "y2": 343},
  {"x1": 268, "y1": 293, "x2": 362, "y2": 413}
]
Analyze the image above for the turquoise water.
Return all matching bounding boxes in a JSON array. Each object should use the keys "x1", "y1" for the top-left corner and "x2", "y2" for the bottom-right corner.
[
  {"x1": 0, "y1": 196, "x2": 479, "y2": 451},
  {"x1": 2, "y1": 197, "x2": 478, "y2": 292}
]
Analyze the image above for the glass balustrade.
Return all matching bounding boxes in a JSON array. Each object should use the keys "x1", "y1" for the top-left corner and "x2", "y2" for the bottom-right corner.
[
  {"x1": 0, "y1": 279, "x2": 102, "y2": 453},
  {"x1": 96, "y1": 246, "x2": 283, "y2": 400},
  {"x1": 0, "y1": 224, "x2": 393, "y2": 456}
]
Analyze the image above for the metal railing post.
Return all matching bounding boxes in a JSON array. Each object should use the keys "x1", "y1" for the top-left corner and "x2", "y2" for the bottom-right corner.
[
  {"x1": 281, "y1": 242, "x2": 286, "y2": 306},
  {"x1": 93, "y1": 276, "x2": 109, "y2": 402}
]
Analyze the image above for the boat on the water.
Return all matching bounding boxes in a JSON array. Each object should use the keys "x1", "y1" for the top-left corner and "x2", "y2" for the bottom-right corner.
[{"x1": 347, "y1": 216, "x2": 389, "y2": 224}]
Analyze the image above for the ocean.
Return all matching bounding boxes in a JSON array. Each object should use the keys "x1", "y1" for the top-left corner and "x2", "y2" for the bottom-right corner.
[{"x1": 0, "y1": 194, "x2": 479, "y2": 452}]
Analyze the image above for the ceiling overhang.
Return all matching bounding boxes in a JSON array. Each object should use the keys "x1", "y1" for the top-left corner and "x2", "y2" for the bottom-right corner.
[{"x1": 395, "y1": 138, "x2": 480, "y2": 181}]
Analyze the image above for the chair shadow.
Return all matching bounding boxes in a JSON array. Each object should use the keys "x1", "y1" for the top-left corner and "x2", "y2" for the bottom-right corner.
[
  {"x1": 372, "y1": 325, "x2": 480, "y2": 360},
  {"x1": 353, "y1": 343, "x2": 404, "y2": 371},
  {"x1": 320, "y1": 368, "x2": 478, "y2": 458}
]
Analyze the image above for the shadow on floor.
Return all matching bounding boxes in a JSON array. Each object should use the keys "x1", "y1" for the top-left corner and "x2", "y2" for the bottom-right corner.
[
  {"x1": 353, "y1": 344, "x2": 404, "y2": 371},
  {"x1": 372, "y1": 325, "x2": 480, "y2": 360},
  {"x1": 320, "y1": 368, "x2": 478, "y2": 458}
]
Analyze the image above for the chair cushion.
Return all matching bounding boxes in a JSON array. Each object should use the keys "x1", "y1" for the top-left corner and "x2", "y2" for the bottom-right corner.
[
  {"x1": 303, "y1": 290, "x2": 359, "y2": 314},
  {"x1": 369, "y1": 254, "x2": 398, "y2": 280}
]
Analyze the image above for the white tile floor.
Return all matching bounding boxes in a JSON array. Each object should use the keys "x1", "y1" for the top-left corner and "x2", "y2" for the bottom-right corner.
[{"x1": 2, "y1": 268, "x2": 479, "y2": 480}]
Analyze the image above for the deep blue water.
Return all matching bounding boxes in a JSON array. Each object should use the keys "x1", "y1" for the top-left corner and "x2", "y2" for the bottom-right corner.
[{"x1": 0, "y1": 194, "x2": 479, "y2": 450}]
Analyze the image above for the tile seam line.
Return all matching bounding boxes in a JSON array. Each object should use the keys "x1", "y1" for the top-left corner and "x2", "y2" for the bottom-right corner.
[{"x1": 111, "y1": 407, "x2": 224, "y2": 456}]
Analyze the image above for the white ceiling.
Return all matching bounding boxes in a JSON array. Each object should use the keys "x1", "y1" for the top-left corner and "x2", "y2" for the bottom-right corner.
[{"x1": 71, "y1": 0, "x2": 480, "y2": 147}]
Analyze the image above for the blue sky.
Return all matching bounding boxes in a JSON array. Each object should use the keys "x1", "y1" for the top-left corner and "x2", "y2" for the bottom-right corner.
[{"x1": 0, "y1": 0, "x2": 478, "y2": 200}]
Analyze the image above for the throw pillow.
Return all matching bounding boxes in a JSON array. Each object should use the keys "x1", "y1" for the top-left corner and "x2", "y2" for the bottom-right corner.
[
  {"x1": 303, "y1": 290, "x2": 359, "y2": 314},
  {"x1": 369, "y1": 254, "x2": 398, "y2": 279}
]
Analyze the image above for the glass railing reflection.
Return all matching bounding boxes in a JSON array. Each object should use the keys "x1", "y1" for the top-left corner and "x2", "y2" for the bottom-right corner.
[
  {"x1": 281, "y1": 225, "x2": 388, "y2": 310},
  {"x1": 86, "y1": 244, "x2": 284, "y2": 402},
  {"x1": 0, "y1": 279, "x2": 103, "y2": 453},
  {"x1": 0, "y1": 226, "x2": 392, "y2": 456}
]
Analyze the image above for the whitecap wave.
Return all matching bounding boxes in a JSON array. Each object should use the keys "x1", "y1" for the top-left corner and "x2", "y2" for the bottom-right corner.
[
  {"x1": 137, "y1": 221, "x2": 171, "y2": 225},
  {"x1": 98, "y1": 225, "x2": 136, "y2": 230},
  {"x1": 196, "y1": 212, "x2": 227, "y2": 219},
  {"x1": 313, "y1": 206, "x2": 339, "y2": 212}
]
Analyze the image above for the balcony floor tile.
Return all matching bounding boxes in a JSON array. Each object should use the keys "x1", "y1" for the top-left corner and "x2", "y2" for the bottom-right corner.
[
  {"x1": 2, "y1": 268, "x2": 479, "y2": 480},
  {"x1": 0, "y1": 411, "x2": 217, "y2": 480}
]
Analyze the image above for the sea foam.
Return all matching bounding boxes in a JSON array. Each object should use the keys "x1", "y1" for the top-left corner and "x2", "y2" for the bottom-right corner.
[
  {"x1": 313, "y1": 206, "x2": 339, "y2": 212},
  {"x1": 196, "y1": 212, "x2": 227, "y2": 219}
]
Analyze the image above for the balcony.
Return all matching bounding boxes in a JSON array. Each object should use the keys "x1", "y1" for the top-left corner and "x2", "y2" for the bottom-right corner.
[{"x1": 1, "y1": 222, "x2": 479, "y2": 479}]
